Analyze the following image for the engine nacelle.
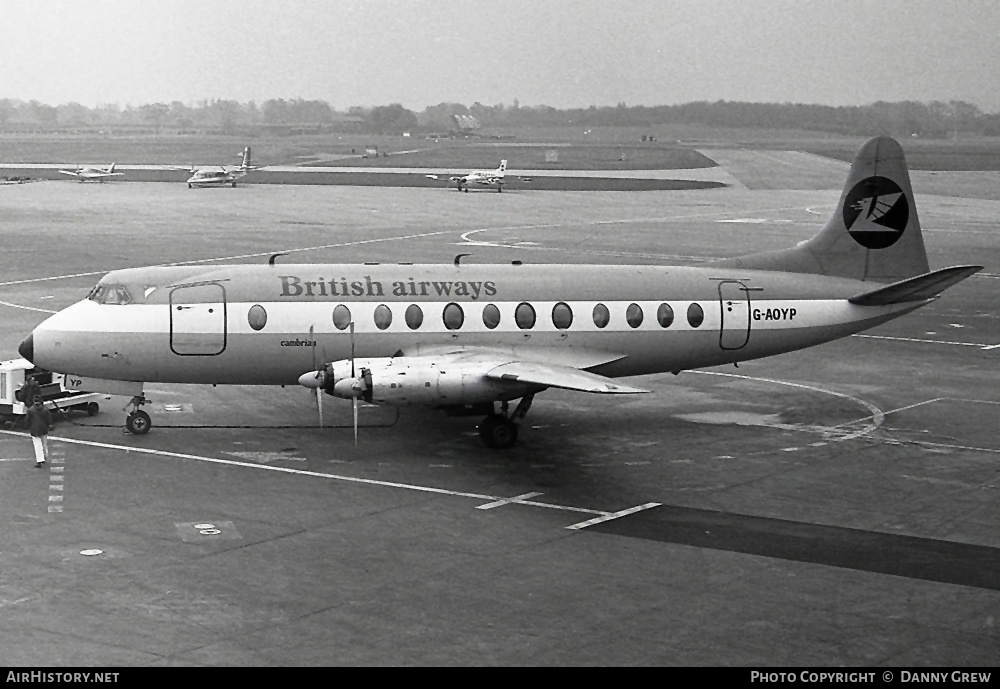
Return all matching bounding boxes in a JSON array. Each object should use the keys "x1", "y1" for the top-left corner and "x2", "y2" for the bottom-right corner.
[{"x1": 318, "y1": 356, "x2": 536, "y2": 407}]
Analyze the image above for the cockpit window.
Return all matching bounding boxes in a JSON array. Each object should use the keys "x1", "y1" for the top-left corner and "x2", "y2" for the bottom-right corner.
[{"x1": 87, "y1": 284, "x2": 131, "y2": 305}]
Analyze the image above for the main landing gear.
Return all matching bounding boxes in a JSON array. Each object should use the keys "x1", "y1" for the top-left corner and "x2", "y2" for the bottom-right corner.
[
  {"x1": 124, "y1": 394, "x2": 151, "y2": 435},
  {"x1": 478, "y1": 394, "x2": 534, "y2": 449}
]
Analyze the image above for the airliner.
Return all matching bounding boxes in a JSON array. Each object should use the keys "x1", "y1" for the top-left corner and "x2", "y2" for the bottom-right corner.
[
  {"x1": 18, "y1": 137, "x2": 980, "y2": 448},
  {"x1": 174, "y1": 147, "x2": 259, "y2": 188},
  {"x1": 59, "y1": 163, "x2": 124, "y2": 182},
  {"x1": 427, "y1": 159, "x2": 508, "y2": 192}
]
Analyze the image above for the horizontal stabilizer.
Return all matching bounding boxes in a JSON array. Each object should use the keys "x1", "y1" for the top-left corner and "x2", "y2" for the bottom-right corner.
[
  {"x1": 848, "y1": 265, "x2": 982, "y2": 306},
  {"x1": 486, "y1": 361, "x2": 649, "y2": 394}
]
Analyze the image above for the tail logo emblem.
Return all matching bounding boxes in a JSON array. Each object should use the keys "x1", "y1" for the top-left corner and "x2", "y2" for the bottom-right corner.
[{"x1": 844, "y1": 176, "x2": 909, "y2": 249}]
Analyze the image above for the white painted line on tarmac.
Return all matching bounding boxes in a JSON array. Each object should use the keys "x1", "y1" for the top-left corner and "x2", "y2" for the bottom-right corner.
[
  {"x1": 689, "y1": 370, "x2": 885, "y2": 441},
  {"x1": 476, "y1": 492, "x2": 543, "y2": 510},
  {"x1": 879, "y1": 398, "x2": 946, "y2": 416},
  {"x1": 843, "y1": 396, "x2": 1000, "y2": 430},
  {"x1": 0, "y1": 299, "x2": 57, "y2": 314},
  {"x1": 915, "y1": 441, "x2": 1000, "y2": 455},
  {"x1": 0, "y1": 231, "x2": 451, "y2": 287},
  {"x1": 566, "y1": 503, "x2": 661, "y2": 530},
  {"x1": 0, "y1": 428, "x2": 635, "y2": 524},
  {"x1": 853, "y1": 334, "x2": 993, "y2": 349}
]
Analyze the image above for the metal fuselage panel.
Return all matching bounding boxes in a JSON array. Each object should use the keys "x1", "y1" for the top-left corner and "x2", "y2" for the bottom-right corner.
[{"x1": 27, "y1": 263, "x2": 925, "y2": 385}]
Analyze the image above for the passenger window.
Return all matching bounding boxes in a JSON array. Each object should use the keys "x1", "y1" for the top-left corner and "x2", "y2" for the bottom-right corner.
[
  {"x1": 405, "y1": 304, "x2": 423, "y2": 330},
  {"x1": 626, "y1": 303, "x2": 643, "y2": 328},
  {"x1": 482, "y1": 304, "x2": 501, "y2": 330},
  {"x1": 332, "y1": 304, "x2": 352, "y2": 330},
  {"x1": 374, "y1": 304, "x2": 392, "y2": 330},
  {"x1": 657, "y1": 303, "x2": 674, "y2": 328},
  {"x1": 248, "y1": 304, "x2": 267, "y2": 331},
  {"x1": 552, "y1": 302, "x2": 573, "y2": 329},
  {"x1": 593, "y1": 303, "x2": 610, "y2": 329},
  {"x1": 687, "y1": 303, "x2": 704, "y2": 328},
  {"x1": 515, "y1": 302, "x2": 536, "y2": 329},
  {"x1": 443, "y1": 302, "x2": 464, "y2": 330}
]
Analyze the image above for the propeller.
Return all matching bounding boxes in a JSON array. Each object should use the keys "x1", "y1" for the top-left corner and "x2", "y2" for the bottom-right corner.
[{"x1": 297, "y1": 322, "x2": 365, "y2": 444}]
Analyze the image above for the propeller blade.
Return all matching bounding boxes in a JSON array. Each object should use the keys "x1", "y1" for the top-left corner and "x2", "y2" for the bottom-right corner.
[
  {"x1": 353, "y1": 397, "x2": 358, "y2": 446},
  {"x1": 350, "y1": 322, "x2": 356, "y2": 378},
  {"x1": 310, "y1": 325, "x2": 323, "y2": 428}
]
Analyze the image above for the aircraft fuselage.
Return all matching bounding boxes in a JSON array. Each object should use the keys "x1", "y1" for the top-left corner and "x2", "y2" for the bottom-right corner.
[{"x1": 25, "y1": 262, "x2": 924, "y2": 387}]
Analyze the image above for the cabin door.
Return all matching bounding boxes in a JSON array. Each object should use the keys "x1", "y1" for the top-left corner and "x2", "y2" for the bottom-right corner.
[
  {"x1": 718, "y1": 280, "x2": 751, "y2": 350},
  {"x1": 170, "y1": 283, "x2": 227, "y2": 356}
]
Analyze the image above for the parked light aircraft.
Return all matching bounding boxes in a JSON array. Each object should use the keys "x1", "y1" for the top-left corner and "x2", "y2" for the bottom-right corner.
[
  {"x1": 427, "y1": 159, "x2": 509, "y2": 192},
  {"x1": 18, "y1": 137, "x2": 980, "y2": 447},
  {"x1": 174, "y1": 147, "x2": 259, "y2": 188},
  {"x1": 59, "y1": 163, "x2": 124, "y2": 182}
]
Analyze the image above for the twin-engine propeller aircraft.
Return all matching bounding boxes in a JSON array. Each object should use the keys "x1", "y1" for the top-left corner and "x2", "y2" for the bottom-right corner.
[
  {"x1": 18, "y1": 137, "x2": 980, "y2": 448},
  {"x1": 427, "y1": 159, "x2": 510, "y2": 192},
  {"x1": 174, "y1": 146, "x2": 259, "y2": 188},
  {"x1": 59, "y1": 163, "x2": 124, "y2": 182}
]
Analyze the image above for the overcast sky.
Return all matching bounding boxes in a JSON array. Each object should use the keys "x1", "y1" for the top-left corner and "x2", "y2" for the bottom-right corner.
[{"x1": 4, "y1": 0, "x2": 999, "y2": 113}]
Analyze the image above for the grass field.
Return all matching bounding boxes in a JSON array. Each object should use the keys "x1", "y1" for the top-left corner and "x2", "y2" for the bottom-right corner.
[{"x1": 1, "y1": 124, "x2": 998, "y2": 170}]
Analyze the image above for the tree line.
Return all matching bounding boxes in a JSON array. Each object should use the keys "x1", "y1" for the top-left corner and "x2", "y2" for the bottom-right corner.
[{"x1": 1, "y1": 97, "x2": 997, "y2": 137}]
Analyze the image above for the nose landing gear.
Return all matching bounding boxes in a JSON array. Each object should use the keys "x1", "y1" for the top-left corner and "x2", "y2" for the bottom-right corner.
[{"x1": 124, "y1": 394, "x2": 151, "y2": 435}]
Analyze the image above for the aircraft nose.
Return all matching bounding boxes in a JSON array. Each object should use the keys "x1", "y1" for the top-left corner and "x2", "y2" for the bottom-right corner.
[{"x1": 18, "y1": 333, "x2": 33, "y2": 363}]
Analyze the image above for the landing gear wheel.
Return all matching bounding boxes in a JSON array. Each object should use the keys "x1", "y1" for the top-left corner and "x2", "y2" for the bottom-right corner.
[
  {"x1": 87, "y1": 402, "x2": 100, "y2": 416},
  {"x1": 479, "y1": 415, "x2": 518, "y2": 449},
  {"x1": 126, "y1": 410, "x2": 151, "y2": 435}
]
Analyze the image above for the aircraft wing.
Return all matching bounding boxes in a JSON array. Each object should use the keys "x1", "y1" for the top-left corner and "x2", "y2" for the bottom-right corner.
[
  {"x1": 485, "y1": 361, "x2": 648, "y2": 394},
  {"x1": 398, "y1": 344, "x2": 645, "y2": 394},
  {"x1": 423, "y1": 173, "x2": 471, "y2": 183}
]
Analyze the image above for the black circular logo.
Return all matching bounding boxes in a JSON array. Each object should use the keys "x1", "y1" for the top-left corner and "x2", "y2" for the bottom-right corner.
[{"x1": 843, "y1": 176, "x2": 909, "y2": 249}]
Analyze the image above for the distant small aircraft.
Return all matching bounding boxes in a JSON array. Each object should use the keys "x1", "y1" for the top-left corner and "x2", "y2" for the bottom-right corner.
[
  {"x1": 427, "y1": 159, "x2": 511, "y2": 192},
  {"x1": 174, "y1": 147, "x2": 260, "y2": 188},
  {"x1": 59, "y1": 163, "x2": 124, "y2": 182}
]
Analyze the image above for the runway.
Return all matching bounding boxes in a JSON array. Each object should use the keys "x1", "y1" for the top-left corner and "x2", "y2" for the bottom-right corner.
[{"x1": 0, "y1": 152, "x2": 997, "y2": 665}]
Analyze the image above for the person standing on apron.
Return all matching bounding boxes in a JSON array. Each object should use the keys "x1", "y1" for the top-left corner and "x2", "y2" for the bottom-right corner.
[{"x1": 26, "y1": 399, "x2": 51, "y2": 467}]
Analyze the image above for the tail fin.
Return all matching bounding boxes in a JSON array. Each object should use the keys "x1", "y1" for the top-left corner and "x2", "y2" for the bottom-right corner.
[
  {"x1": 497, "y1": 159, "x2": 507, "y2": 176},
  {"x1": 108, "y1": 163, "x2": 116, "y2": 173},
  {"x1": 240, "y1": 147, "x2": 251, "y2": 169},
  {"x1": 712, "y1": 136, "x2": 929, "y2": 282}
]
